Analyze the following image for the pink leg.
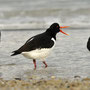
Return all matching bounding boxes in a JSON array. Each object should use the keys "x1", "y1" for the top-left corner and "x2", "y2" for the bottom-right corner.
[
  {"x1": 33, "y1": 59, "x2": 36, "y2": 70},
  {"x1": 43, "y1": 61, "x2": 48, "y2": 68}
]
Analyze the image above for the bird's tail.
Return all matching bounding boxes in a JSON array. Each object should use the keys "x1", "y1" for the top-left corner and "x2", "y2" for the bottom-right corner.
[{"x1": 11, "y1": 50, "x2": 21, "y2": 56}]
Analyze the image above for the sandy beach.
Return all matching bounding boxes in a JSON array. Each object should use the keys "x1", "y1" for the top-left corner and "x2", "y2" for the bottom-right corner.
[{"x1": 0, "y1": 77, "x2": 90, "y2": 90}]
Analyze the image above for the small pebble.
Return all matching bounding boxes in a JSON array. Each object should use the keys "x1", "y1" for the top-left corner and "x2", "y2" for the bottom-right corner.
[
  {"x1": 51, "y1": 76, "x2": 56, "y2": 79},
  {"x1": 15, "y1": 78, "x2": 21, "y2": 80}
]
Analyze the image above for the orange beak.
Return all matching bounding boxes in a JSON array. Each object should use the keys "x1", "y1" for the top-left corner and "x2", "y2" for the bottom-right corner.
[{"x1": 60, "y1": 26, "x2": 70, "y2": 36}]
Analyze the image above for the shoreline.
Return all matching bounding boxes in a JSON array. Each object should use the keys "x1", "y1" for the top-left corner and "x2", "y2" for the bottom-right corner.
[{"x1": 0, "y1": 77, "x2": 90, "y2": 90}]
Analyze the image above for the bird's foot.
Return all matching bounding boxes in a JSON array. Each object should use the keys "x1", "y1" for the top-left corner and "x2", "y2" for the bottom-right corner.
[
  {"x1": 45, "y1": 65, "x2": 48, "y2": 68},
  {"x1": 33, "y1": 59, "x2": 37, "y2": 70},
  {"x1": 43, "y1": 61, "x2": 48, "y2": 68}
]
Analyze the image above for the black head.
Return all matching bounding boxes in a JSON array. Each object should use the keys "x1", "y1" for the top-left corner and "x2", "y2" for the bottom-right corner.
[
  {"x1": 49, "y1": 23, "x2": 60, "y2": 33},
  {"x1": 46, "y1": 23, "x2": 60, "y2": 37},
  {"x1": 46, "y1": 23, "x2": 69, "y2": 37}
]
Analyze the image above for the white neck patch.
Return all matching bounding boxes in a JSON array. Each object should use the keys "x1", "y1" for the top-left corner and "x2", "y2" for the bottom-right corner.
[{"x1": 51, "y1": 38, "x2": 56, "y2": 43}]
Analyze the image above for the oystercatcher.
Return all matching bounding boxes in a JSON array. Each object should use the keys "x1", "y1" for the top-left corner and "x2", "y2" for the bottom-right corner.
[
  {"x1": 87, "y1": 37, "x2": 90, "y2": 51},
  {"x1": 11, "y1": 23, "x2": 69, "y2": 69},
  {"x1": 0, "y1": 31, "x2": 1, "y2": 41}
]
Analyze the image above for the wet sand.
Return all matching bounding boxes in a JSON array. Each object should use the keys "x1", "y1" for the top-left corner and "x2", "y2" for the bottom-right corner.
[{"x1": 0, "y1": 77, "x2": 90, "y2": 90}]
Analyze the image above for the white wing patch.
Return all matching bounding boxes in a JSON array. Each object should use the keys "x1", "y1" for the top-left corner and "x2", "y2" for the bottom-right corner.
[{"x1": 26, "y1": 37, "x2": 34, "y2": 43}]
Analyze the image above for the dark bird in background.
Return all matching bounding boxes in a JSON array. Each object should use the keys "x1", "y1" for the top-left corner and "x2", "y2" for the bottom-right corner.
[
  {"x1": 87, "y1": 37, "x2": 90, "y2": 51},
  {"x1": 0, "y1": 31, "x2": 1, "y2": 42},
  {"x1": 11, "y1": 23, "x2": 69, "y2": 69}
]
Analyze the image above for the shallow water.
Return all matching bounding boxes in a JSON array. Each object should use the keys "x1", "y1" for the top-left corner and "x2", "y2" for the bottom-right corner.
[{"x1": 0, "y1": 29, "x2": 90, "y2": 80}]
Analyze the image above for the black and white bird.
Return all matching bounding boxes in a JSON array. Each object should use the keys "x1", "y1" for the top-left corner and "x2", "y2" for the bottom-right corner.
[
  {"x1": 0, "y1": 31, "x2": 1, "y2": 42},
  {"x1": 87, "y1": 37, "x2": 90, "y2": 51},
  {"x1": 11, "y1": 23, "x2": 69, "y2": 69}
]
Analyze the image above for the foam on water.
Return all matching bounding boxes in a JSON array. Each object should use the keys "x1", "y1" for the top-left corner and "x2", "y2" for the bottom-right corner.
[{"x1": 0, "y1": 0, "x2": 90, "y2": 29}]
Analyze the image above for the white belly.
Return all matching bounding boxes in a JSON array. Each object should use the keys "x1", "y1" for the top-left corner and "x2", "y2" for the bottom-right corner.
[{"x1": 21, "y1": 48, "x2": 53, "y2": 60}]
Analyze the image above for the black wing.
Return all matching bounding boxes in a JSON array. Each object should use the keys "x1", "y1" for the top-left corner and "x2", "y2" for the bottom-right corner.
[{"x1": 17, "y1": 33, "x2": 55, "y2": 53}]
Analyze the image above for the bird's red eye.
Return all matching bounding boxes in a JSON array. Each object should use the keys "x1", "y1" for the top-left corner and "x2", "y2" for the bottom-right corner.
[{"x1": 57, "y1": 26, "x2": 58, "y2": 28}]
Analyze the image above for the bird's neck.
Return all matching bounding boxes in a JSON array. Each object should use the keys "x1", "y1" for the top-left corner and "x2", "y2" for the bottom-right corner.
[{"x1": 46, "y1": 29, "x2": 56, "y2": 40}]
